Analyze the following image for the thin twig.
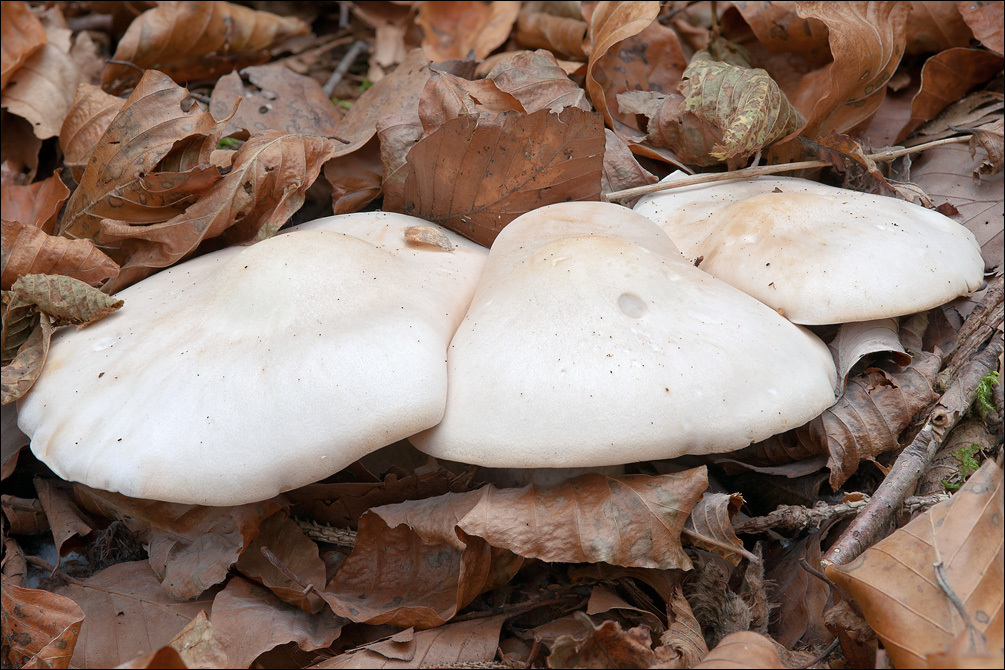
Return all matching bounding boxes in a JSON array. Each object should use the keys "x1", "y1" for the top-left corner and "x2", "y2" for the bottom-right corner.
[
  {"x1": 323, "y1": 40, "x2": 372, "y2": 97},
  {"x1": 294, "y1": 518, "x2": 358, "y2": 548},
  {"x1": 681, "y1": 526, "x2": 761, "y2": 563},
  {"x1": 733, "y1": 494, "x2": 950, "y2": 535},
  {"x1": 606, "y1": 135, "x2": 972, "y2": 201}
]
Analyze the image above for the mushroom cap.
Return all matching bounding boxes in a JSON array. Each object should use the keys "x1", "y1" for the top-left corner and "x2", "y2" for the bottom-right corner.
[
  {"x1": 409, "y1": 202, "x2": 838, "y2": 467},
  {"x1": 17, "y1": 213, "x2": 487, "y2": 505},
  {"x1": 633, "y1": 173, "x2": 985, "y2": 324}
]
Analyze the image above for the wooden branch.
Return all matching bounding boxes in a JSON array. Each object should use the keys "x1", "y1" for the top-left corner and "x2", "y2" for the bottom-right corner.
[{"x1": 733, "y1": 493, "x2": 950, "y2": 535}]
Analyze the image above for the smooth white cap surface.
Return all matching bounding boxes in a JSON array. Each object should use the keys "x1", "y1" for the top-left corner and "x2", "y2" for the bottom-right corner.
[
  {"x1": 633, "y1": 173, "x2": 985, "y2": 324},
  {"x1": 410, "y1": 202, "x2": 838, "y2": 467},
  {"x1": 18, "y1": 213, "x2": 487, "y2": 505}
]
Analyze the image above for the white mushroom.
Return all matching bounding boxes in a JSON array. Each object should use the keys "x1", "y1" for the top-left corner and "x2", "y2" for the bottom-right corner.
[
  {"x1": 17, "y1": 213, "x2": 487, "y2": 505},
  {"x1": 633, "y1": 173, "x2": 985, "y2": 324},
  {"x1": 409, "y1": 202, "x2": 839, "y2": 468}
]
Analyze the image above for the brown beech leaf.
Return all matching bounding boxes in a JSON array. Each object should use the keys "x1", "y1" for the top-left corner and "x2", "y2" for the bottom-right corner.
[
  {"x1": 766, "y1": 530, "x2": 833, "y2": 649},
  {"x1": 0, "y1": 291, "x2": 36, "y2": 366},
  {"x1": 733, "y1": 351, "x2": 942, "y2": 489},
  {"x1": 729, "y1": 2, "x2": 832, "y2": 65},
  {"x1": 2, "y1": 220, "x2": 119, "y2": 290},
  {"x1": 957, "y1": 0, "x2": 1004, "y2": 54},
  {"x1": 485, "y1": 49, "x2": 590, "y2": 114},
  {"x1": 685, "y1": 492, "x2": 746, "y2": 566},
  {"x1": 0, "y1": 6, "x2": 102, "y2": 139},
  {"x1": 100, "y1": 131, "x2": 341, "y2": 292},
  {"x1": 58, "y1": 83, "x2": 125, "y2": 182},
  {"x1": 385, "y1": 106, "x2": 605, "y2": 246},
  {"x1": 315, "y1": 615, "x2": 506, "y2": 669},
  {"x1": 210, "y1": 63, "x2": 343, "y2": 138},
  {"x1": 546, "y1": 612, "x2": 657, "y2": 669},
  {"x1": 11, "y1": 273, "x2": 122, "y2": 326},
  {"x1": 897, "y1": 47, "x2": 1003, "y2": 143},
  {"x1": 209, "y1": 576, "x2": 345, "y2": 668},
  {"x1": 1, "y1": 582, "x2": 84, "y2": 669},
  {"x1": 53, "y1": 561, "x2": 211, "y2": 669},
  {"x1": 515, "y1": 7, "x2": 588, "y2": 61},
  {"x1": 601, "y1": 129, "x2": 657, "y2": 198},
  {"x1": 791, "y1": 1, "x2": 910, "y2": 139},
  {"x1": 828, "y1": 318, "x2": 911, "y2": 388},
  {"x1": 0, "y1": 307, "x2": 50, "y2": 405},
  {"x1": 418, "y1": 69, "x2": 524, "y2": 132},
  {"x1": 968, "y1": 117, "x2": 1004, "y2": 179},
  {"x1": 73, "y1": 485, "x2": 284, "y2": 600},
  {"x1": 585, "y1": 1, "x2": 688, "y2": 165},
  {"x1": 0, "y1": 1, "x2": 46, "y2": 91},
  {"x1": 692, "y1": 631, "x2": 783, "y2": 669},
  {"x1": 415, "y1": 1, "x2": 520, "y2": 61},
  {"x1": 235, "y1": 512, "x2": 327, "y2": 614},
  {"x1": 119, "y1": 611, "x2": 228, "y2": 670},
  {"x1": 0, "y1": 170, "x2": 69, "y2": 234},
  {"x1": 34, "y1": 477, "x2": 92, "y2": 558},
  {"x1": 60, "y1": 70, "x2": 223, "y2": 245},
  {"x1": 653, "y1": 586, "x2": 708, "y2": 668},
  {"x1": 1, "y1": 111, "x2": 42, "y2": 184},
  {"x1": 102, "y1": 1, "x2": 309, "y2": 94},
  {"x1": 905, "y1": 1, "x2": 974, "y2": 54},
  {"x1": 826, "y1": 459, "x2": 1004, "y2": 668}
]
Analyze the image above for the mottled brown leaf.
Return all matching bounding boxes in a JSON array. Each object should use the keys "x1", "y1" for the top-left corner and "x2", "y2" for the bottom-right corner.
[
  {"x1": 0, "y1": 582, "x2": 84, "y2": 669},
  {"x1": 210, "y1": 63, "x2": 343, "y2": 138},
  {"x1": 601, "y1": 129, "x2": 656, "y2": 198},
  {"x1": 235, "y1": 512, "x2": 327, "y2": 613},
  {"x1": 826, "y1": 459, "x2": 1004, "y2": 668},
  {"x1": 73, "y1": 485, "x2": 284, "y2": 600},
  {"x1": 415, "y1": 1, "x2": 520, "y2": 61},
  {"x1": 102, "y1": 1, "x2": 309, "y2": 93},
  {"x1": 11, "y1": 273, "x2": 122, "y2": 326},
  {"x1": 58, "y1": 83, "x2": 124, "y2": 182},
  {"x1": 1, "y1": 2, "x2": 46, "y2": 91},
  {"x1": 546, "y1": 612, "x2": 657, "y2": 669},
  {"x1": 2, "y1": 221, "x2": 119, "y2": 290},
  {"x1": 515, "y1": 7, "x2": 588, "y2": 60},
  {"x1": 0, "y1": 171, "x2": 69, "y2": 235},
  {"x1": 386, "y1": 106, "x2": 604, "y2": 246},
  {"x1": 486, "y1": 49, "x2": 589, "y2": 114},
  {"x1": 957, "y1": 0, "x2": 1005, "y2": 54},
  {"x1": 418, "y1": 69, "x2": 524, "y2": 132},
  {"x1": 53, "y1": 561, "x2": 211, "y2": 669},
  {"x1": 655, "y1": 586, "x2": 708, "y2": 668},
  {"x1": 209, "y1": 576, "x2": 344, "y2": 668},
  {"x1": 685, "y1": 492, "x2": 746, "y2": 566},
  {"x1": 0, "y1": 311, "x2": 50, "y2": 405},
  {"x1": 0, "y1": 290, "x2": 35, "y2": 365}
]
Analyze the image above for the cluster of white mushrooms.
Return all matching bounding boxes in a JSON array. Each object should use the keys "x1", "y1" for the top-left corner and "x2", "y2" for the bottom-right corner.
[{"x1": 16, "y1": 177, "x2": 984, "y2": 505}]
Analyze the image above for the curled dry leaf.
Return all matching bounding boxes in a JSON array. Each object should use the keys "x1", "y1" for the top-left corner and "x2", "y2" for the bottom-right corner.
[
  {"x1": 414, "y1": 1, "x2": 520, "y2": 62},
  {"x1": 73, "y1": 485, "x2": 284, "y2": 600},
  {"x1": 0, "y1": 170, "x2": 69, "y2": 235},
  {"x1": 11, "y1": 273, "x2": 122, "y2": 326},
  {"x1": 685, "y1": 492, "x2": 746, "y2": 566},
  {"x1": 2, "y1": 221, "x2": 119, "y2": 290},
  {"x1": 546, "y1": 612, "x2": 658, "y2": 669},
  {"x1": 515, "y1": 6, "x2": 588, "y2": 61},
  {"x1": 102, "y1": 1, "x2": 310, "y2": 94},
  {"x1": 692, "y1": 631, "x2": 785, "y2": 669},
  {"x1": 0, "y1": 581, "x2": 84, "y2": 669},
  {"x1": 0, "y1": 308, "x2": 50, "y2": 405},
  {"x1": 119, "y1": 611, "x2": 229, "y2": 670},
  {"x1": 58, "y1": 83, "x2": 125, "y2": 182},
  {"x1": 828, "y1": 317, "x2": 911, "y2": 389},
  {"x1": 485, "y1": 49, "x2": 590, "y2": 114},
  {"x1": 0, "y1": 6, "x2": 102, "y2": 140},
  {"x1": 766, "y1": 531, "x2": 833, "y2": 649},
  {"x1": 0, "y1": 0, "x2": 46, "y2": 90},
  {"x1": 968, "y1": 117, "x2": 1004, "y2": 179},
  {"x1": 826, "y1": 459, "x2": 1004, "y2": 668},
  {"x1": 52, "y1": 561, "x2": 212, "y2": 669},
  {"x1": 209, "y1": 577, "x2": 345, "y2": 669},
  {"x1": 385, "y1": 106, "x2": 605, "y2": 246},
  {"x1": 957, "y1": 0, "x2": 1005, "y2": 54},
  {"x1": 34, "y1": 477, "x2": 93, "y2": 558},
  {"x1": 655, "y1": 586, "x2": 708, "y2": 669},
  {"x1": 209, "y1": 63, "x2": 343, "y2": 138},
  {"x1": 100, "y1": 131, "x2": 341, "y2": 292},
  {"x1": 601, "y1": 129, "x2": 657, "y2": 197},
  {"x1": 905, "y1": 1, "x2": 974, "y2": 54}
]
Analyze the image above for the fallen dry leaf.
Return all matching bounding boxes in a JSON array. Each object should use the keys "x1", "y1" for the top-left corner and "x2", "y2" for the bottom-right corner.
[
  {"x1": 73, "y1": 485, "x2": 284, "y2": 600},
  {"x1": 385, "y1": 106, "x2": 605, "y2": 246},
  {"x1": 0, "y1": 111, "x2": 42, "y2": 184},
  {"x1": 415, "y1": 1, "x2": 520, "y2": 62},
  {"x1": 828, "y1": 318, "x2": 911, "y2": 389},
  {"x1": 957, "y1": 0, "x2": 1005, "y2": 54},
  {"x1": 2, "y1": 223, "x2": 119, "y2": 290},
  {"x1": 34, "y1": 476, "x2": 92, "y2": 558},
  {"x1": 766, "y1": 530, "x2": 834, "y2": 649},
  {"x1": 0, "y1": 1, "x2": 47, "y2": 91},
  {"x1": 515, "y1": 6, "x2": 588, "y2": 61},
  {"x1": 685, "y1": 492, "x2": 746, "y2": 565},
  {"x1": 209, "y1": 576, "x2": 345, "y2": 669},
  {"x1": 0, "y1": 170, "x2": 69, "y2": 235},
  {"x1": 1, "y1": 581, "x2": 84, "y2": 669},
  {"x1": 905, "y1": 1, "x2": 974, "y2": 54},
  {"x1": 692, "y1": 630, "x2": 782, "y2": 669},
  {"x1": 826, "y1": 459, "x2": 1004, "y2": 668},
  {"x1": 58, "y1": 83, "x2": 125, "y2": 182},
  {"x1": 0, "y1": 304, "x2": 50, "y2": 405},
  {"x1": 11, "y1": 273, "x2": 122, "y2": 326},
  {"x1": 653, "y1": 585, "x2": 708, "y2": 668},
  {"x1": 546, "y1": 612, "x2": 657, "y2": 669},
  {"x1": 117, "y1": 611, "x2": 229, "y2": 669},
  {"x1": 968, "y1": 117, "x2": 1004, "y2": 179},
  {"x1": 485, "y1": 49, "x2": 589, "y2": 114},
  {"x1": 102, "y1": 1, "x2": 310, "y2": 93}
]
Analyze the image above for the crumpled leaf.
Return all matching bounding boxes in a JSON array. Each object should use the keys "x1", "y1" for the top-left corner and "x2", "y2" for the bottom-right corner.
[
  {"x1": 209, "y1": 63, "x2": 343, "y2": 138},
  {"x1": 685, "y1": 492, "x2": 746, "y2": 566},
  {"x1": 905, "y1": 1, "x2": 974, "y2": 54},
  {"x1": 767, "y1": 530, "x2": 834, "y2": 649},
  {"x1": 828, "y1": 317, "x2": 911, "y2": 388},
  {"x1": 314, "y1": 615, "x2": 506, "y2": 669},
  {"x1": 957, "y1": 0, "x2": 1005, "y2": 54},
  {"x1": 11, "y1": 274, "x2": 122, "y2": 326},
  {"x1": 102, "y1": 1, "x2": 309, "y2": 94},
  {"x1": 385, "y1": 106, "x2": 605, "y2": 246},
  {"x1": 0, "y1": 1, "x2": 46, "y2": 91},
  {"x1": 546, "y1": 612, "x2": 658, "y2": 669},
  {"x1": 826, "y1": 459, "x2": 1004, "y2": 668},
  {"x1": 1, "y1": 581, "x2": 84, "y2": 669},
  {"x1": 209, "y1": 576, "x2": 345, "y2": 669},
  {"x1": 0, "y1": 6, "x2": 102, "y2": 139},
  {"x1": 653, "y1": 586, "x2": 708, "y2": 668},
  {"x1": 0, "y1": 171, "x2": 69, "y2": 235},
  {"x1": 486, "y1": 49, "x2": 589, "y2": 114},
  {"x1": 99, "y1": 130, "x2": 341, "y2": 292},
  {"x1": 733, "y1": 351, "x2": 942, "y2": 490},
  {"x1": 73, "y1": 485, "x2": 284, "y2": 600},
  {"x1": 2, "y1": 221, "x2": 119, "y2": 290},
  {"x1": 58, "y1": 83, "x2": 125, "y2": 182},
  {"x1": 967, "y1": 117, "x2": 1004, "y2": 180},
  {"x1": 414, "y1": 1, "x2": 520, "y2": 61},
  {"x1": 52, "y1": 561, "x2": 211, "y2": 669},
  {"x1": 34, "y1": 477, "x2": 93, "y2": 558}
]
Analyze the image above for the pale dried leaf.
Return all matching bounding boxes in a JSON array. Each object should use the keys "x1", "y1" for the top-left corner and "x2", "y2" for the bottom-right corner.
[
  {"x1": 828, "y1": 318, "x2": 911, "y2": 390},
  {"x1": 11, "y1": 273, "x2": 122, "y2": 326},
  {"x1": 2, "y1": 220, "x2": 119, "y2": 290},
  {"x1": 415, "y1": 1, "x2": 520, "y2": 61},
  {"x1": 968, "y1": 117, "x2": 1004, "y2": 179},
  {"x1": 486, "y1": 49, "x2": 590, "y2": 114},
  {"x1": 102, "y1": 1, "x2": 309, "y2": 93},
  {"x1": 546, "y1": 612, "x2": 656, "y2": 669},
  {"x1": 1, "y1": 290, "x2": 37, "y2": 366},
  {"x1": 58, "y1": 83, "x2": 124, "y2": 182},
  {"x1": 235, "y1": 512, "x2": 327, "y2": 613},
  {"x1": 515, "y1": 8, "x2": 588, "y2": 60},
  {"x1": 34, "y1": 477, "x2": 92, "y2": 558},
  {"x1": 0, "y1": 1, "x2": 46, "y2": 90},
  {"x1": 0, "y1": 171, "x2": 69, "y2": 235},
  {"x1": 685, "y1": 492, "x2": 746, "y2": 566},
  {"x1": 692, "y1": 631, "x2": 782, "y2": 669}
]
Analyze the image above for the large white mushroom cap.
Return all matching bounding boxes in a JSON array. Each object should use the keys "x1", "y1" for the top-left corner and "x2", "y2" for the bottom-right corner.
[
  {"x1": 633, "y1": 173, "x2": 985, "y2": 324},
  {"x1": 410, "y1": 202, "x2": 838, "y2": 467},
  {"x1": 17, "y1": 212, "x2": 486, "y2": 505}
]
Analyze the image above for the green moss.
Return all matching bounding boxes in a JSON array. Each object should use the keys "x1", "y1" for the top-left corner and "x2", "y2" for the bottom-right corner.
[
  {"x1": 942, "y1": 443, "x2": 982, "y2": 492},
  {"x1": 971, "y1": 370, "x2": 998, "y2": 421}
]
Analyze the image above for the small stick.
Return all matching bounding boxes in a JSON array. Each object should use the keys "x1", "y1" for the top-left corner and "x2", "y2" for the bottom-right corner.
[
  {"x1": 606, "y1": 135, "x2": 971, "y2": 201},
  {"x1": 323, "y1": 40, "x2": 372, "y2": 98},
  {"x1": 733, "y1": 493, "x2": 950, "y2": 535}
]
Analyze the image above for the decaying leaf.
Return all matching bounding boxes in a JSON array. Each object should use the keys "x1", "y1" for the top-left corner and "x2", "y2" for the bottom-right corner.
[
  {"x1": 546, "y1": 612, "x2": 658, "y2": 669},
  {"x1": 692, "y1": 631, "x2": 785, "y2": 669},
  {"x1": 685, "y1": 492, "x2": 746, "y2": 565},
  {"x1": 58, "y1": 83, "x2": 125, "y2": 182},
  {"x1": 2, "y1": 221, "x2": 119, "y2": 290},
  {"x1": 1, "y1": 290, "x2": 36, "y2": 364},
  {"x1": 0, "y1": 1, "x2": 47, "y2": 91},
  {"x1": 102, "y1": 1, "x2": 310, "y2": 93},
  {"x1": 0, "y1": 170, "x2": 70, "y2": 235},
  {"x1": 34, "y1": 477, "x2": 92, "y2": 558},
  {"x1": 415, "y1": 1, "x2": 520, "y2": 62},
  {"x1": 119, "y1": 611, "x2": 229, "y2": 670},
  {"x1": 957, "y1": 0, "x2": 1005, "y2": 54},
  {"x1": 10, "y1": 273, "x2": 122, "y2": 326},
  {"x1": 386, "y1": 106, "x2": 604, "y2": 246},
  {"x1": 967, "y1": 117, "x2": 1004, "y2": 179},
  {"x1": 654, "y1": 586, "x2": 709, "y2": 668},
  {"x1": 1, "y1": 581, "x2": 84, "y2": 669},
  {"x1": 828, "y1": 317, "x2": 911, "y2": 388},
  {"x1": 766, "y1": 530, "x2": 834, "y2": 649},
  {"x1": 0, "y1": 307, "x2": 51, "y2": 405},
  {"x1": 826, "y1": 459, "x2": 1004, "y2": 668},
  {"x1": 515, "y1": 5, "x2": 588, "y2": 61}
]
